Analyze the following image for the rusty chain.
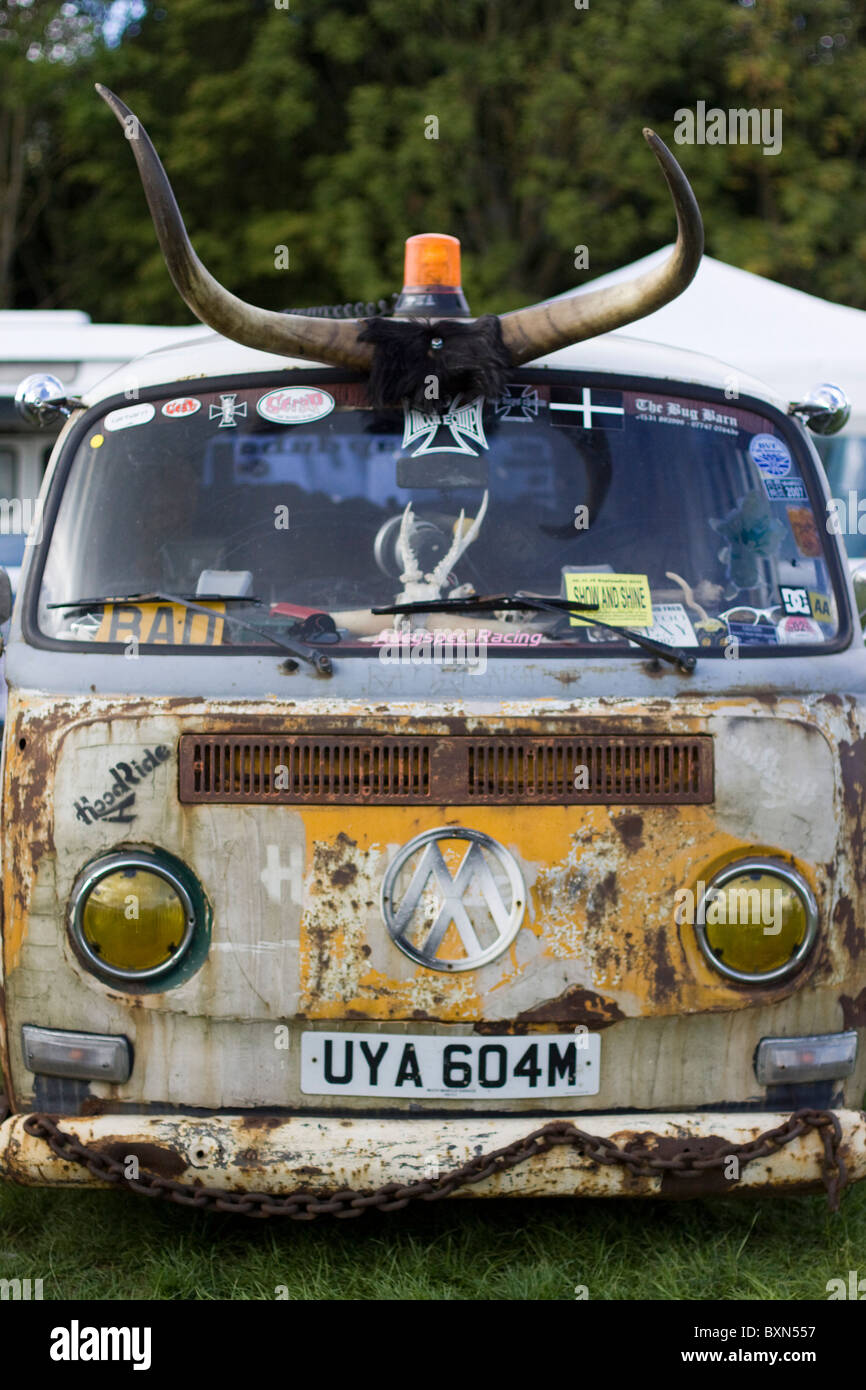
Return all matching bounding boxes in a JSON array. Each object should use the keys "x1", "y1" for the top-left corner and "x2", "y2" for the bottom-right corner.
[{"x1": 22, "y1": 1108, "x2": 847, "y2": 1219}]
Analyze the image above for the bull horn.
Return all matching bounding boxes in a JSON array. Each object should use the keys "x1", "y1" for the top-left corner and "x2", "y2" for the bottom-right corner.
[
  {"x1": 499, "y1": 129, "x2": 703, "y2": 364},
  {"x1": 95, "y1": 85, "x2": 374, "y2": 369}
]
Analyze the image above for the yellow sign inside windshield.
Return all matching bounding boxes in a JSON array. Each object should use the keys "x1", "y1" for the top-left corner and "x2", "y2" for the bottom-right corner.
[
  {"x1": 564, "y1": 572, "x2": 653, "y2": 627},
  {"x1": 95, "y1": 602, "x2": 225, "y2": 646}
]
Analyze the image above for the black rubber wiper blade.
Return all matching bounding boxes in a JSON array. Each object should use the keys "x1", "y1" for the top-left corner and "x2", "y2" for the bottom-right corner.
[
  {"x1": 372, "y1": 593, "x2": 600, "y2": 616},
  {"x1": 49, "y1": 592, "x2": 333, "y2": 676},
  {"x1": 49, "y1": 592, "x2": 262, "y2": 608},
  {"x1": 372, "y1": 592, "x2": 696, "y2": 673},
  {"x1": 514, "y1": 593, "x2": 696, "y2": 673}
]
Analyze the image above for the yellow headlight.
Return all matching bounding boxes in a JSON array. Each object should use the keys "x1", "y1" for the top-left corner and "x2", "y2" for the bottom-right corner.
[
  {"x1": 696, "y1": 861, "x2": 817, "y2": 983},
  {"x1": 72, "y1": 855, "x2": 196, "y2": 981}
]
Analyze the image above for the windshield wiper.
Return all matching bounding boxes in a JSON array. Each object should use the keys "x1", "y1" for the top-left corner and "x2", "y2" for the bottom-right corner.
[
  {"x1": 373, "y1": 592, "x2": 697, "y2": 673},
  {"x1": 49, "y1": 592, "x2": 334, "y2": 676}
]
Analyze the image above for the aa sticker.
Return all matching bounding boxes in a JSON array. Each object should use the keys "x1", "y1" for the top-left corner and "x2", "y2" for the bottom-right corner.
[
  {"x1": 809, "y1": 591, "x2": 833, "y2": 625},
  {"x1": 95, "y1": 602, "x2": 225, "y2": 646},
  {"x1": 564, "y1": 572, "x2": 652, "y2": 627}
]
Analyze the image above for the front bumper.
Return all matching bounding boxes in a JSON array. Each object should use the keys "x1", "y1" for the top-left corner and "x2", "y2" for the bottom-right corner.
[{"x1": 1, "y1": 1109, "x2": 865, "y2": 1199}]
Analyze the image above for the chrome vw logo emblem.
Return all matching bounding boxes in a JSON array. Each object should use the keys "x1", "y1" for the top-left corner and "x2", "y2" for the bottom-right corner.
[{"x1": 381, "y1": 828, "x2": 526, "y2": 972}]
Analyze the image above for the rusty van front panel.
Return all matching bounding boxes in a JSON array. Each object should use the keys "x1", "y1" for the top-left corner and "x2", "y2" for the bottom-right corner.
[{"x1": 3, "y1": 689, "x2": 865, "y2": 1119}]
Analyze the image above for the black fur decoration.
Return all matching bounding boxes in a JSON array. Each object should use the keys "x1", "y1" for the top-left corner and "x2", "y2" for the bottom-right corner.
[{"x1": 357, "y1": 314, "x2": 512, "y2": 411}]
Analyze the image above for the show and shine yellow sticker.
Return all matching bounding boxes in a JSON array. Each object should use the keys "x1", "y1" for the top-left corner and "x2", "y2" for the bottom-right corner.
[
  {"x1": 95, "y1": 602, "x2": 225, "y2": 646},
  {"x1": 564, "y1": 572, "x2": 653, "y2": 627}
]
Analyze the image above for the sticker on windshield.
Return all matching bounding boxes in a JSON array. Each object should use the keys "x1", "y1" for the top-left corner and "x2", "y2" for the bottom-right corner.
[
  {"x1": 94, "y1": 601, "x2": 225, "y2": 646},
  {"x1": 763, "y1": 476, "x2": 807, "y2": 502},
  {"x1": 563, "y1": 571, "x2": 652, "y2": 627},
  {"x1": 161, "y1": 396, "x2": 201, "y2": 419},
  {"x1": 257, "y1": 387, "x2": 335, "y2": 426},
  {"x1": 779, "y1": 585, "x2": 812, "y2": 617},
  {"x1": 786, "y1": 505, "x2": 822, "y2": 556},
  {"x1": 209, "y1": 394, "x2": 247, "y2": 428},
  {"x1": 749, "y1": 434, "x2": 792, "y2": 478},
  {"x1": 401, "y1": 394, "x2": 488, "y2": 457},
  {"x1": 104, "y1": 402, "x2": 156, "y2": 432},
  {"x1": 727, "y1": 620, "x2": 779, "y2": 647},
  {"x1": 549, "y1": 386, "x2": 624, "y2": 429},
  {"x1": 777, "y1": 614, "x2": 823, "y2": 644},
  {"x1": 633, "y1": 603, "x2": 696, "y2": 648},
  {"x1": 778, "y1": 585, "x2": 832, "y2": 625},
  {"x1": 494, "y1": 385, "x2": 543, "y2": 422}
]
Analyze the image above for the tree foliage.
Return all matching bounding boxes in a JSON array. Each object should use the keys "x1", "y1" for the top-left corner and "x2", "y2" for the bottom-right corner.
[{"x1": 2, "y1": 0, "x2": 866, "y2": 320}]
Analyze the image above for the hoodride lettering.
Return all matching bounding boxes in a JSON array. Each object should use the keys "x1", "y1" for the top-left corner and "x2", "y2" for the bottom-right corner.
[{"x1": 74, "y1": 746, "x2": 170, "y2": 826}]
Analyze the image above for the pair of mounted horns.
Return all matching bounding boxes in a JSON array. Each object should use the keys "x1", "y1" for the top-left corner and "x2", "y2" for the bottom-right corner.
[{"x1": 96, "y1": 84, "x2": 703, "y2": 368}]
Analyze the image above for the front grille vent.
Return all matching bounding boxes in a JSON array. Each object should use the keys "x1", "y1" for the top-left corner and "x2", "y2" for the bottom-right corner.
[
  {"x1": 467, "y1": 737, "x2": 712, "y2": 803},
  {"x1": 179, "y1": 734, "x2": 713, "y2": 805}
]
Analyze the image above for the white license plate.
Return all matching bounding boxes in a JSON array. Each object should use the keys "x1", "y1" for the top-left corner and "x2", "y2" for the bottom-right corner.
[{"x1": 300, "y1": 1031, "x2": 601, "y2": 1098}]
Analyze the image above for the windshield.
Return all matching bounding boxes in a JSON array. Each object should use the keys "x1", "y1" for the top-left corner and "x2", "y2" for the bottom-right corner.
[{"x1": 35, "y1": 374, "x2": 843, "y2": 656}]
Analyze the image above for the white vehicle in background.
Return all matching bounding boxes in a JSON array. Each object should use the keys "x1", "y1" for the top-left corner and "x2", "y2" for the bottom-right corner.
[
  {"x1": 0, "y1": 311, "x2": 204, "y2": 528},
  {"x1": 0, "y1": 311, "x2": 204, "y2": 718},
  {"x1": 565, "y1": 252, "x2": 866, "y2": 626}
]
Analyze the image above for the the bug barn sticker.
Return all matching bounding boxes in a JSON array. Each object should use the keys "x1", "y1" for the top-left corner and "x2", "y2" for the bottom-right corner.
[
  {"x1": 73, "y1": 746, "x2": 170, "y2": 827},
  {"x1": 161, "y1": 396, "x2": 201, "y2": 419},
  {"x1": 628, "y1": 394, "x2": 745, "y2": 435}
]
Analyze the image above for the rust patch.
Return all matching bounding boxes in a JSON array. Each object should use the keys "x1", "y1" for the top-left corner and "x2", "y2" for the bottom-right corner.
[
  {"x1": 94, "y1": 1140, "x2": 187, "y2": 1180},
  {"x1": 234, "y1": 1147, "x2": 265, "y2": 1166},
  {"x1": 840, "y1": 986, "x2": 866, "y2": 1029},
  {"x1": 611, "y1": 811, "x2": 644, "y2": 852},
  {"x1": 646, "y1": 923, "x2": 677, "y2": 1001},
  {"x1": 585, "y1": 870, "x2": 618, "y2": 930},
  {"x1": 331, "y1": 863, "x2": 357, "y2": 887},
  {"x1": 631, "y1": 1133, "x2": 732, "y2": 1198},
  {"x1": 839, "y1": 736, "x2": 866, "y2": 877},
  {"x1": 516, "y1": 984, "x2": 624, "y2": 1027},
  {"x1": 834, "y1": 895, "x2": 865, "y2": 959}
]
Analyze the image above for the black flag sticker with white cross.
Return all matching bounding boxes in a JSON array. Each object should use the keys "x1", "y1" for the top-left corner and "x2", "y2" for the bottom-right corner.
[{"x1": 549, "y1": 386, "x2": 625, "y2": 429}]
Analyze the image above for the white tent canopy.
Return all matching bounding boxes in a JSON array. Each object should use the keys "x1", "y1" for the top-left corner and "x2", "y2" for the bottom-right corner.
[{"x1": 564, "y1": 249, "x2": 866, "y2": 432}]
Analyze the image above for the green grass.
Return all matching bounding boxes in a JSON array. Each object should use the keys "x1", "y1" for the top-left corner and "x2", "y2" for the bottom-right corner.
[{"x1": 0, "y1": 1179, "x2": 862, "y2": 1300}]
